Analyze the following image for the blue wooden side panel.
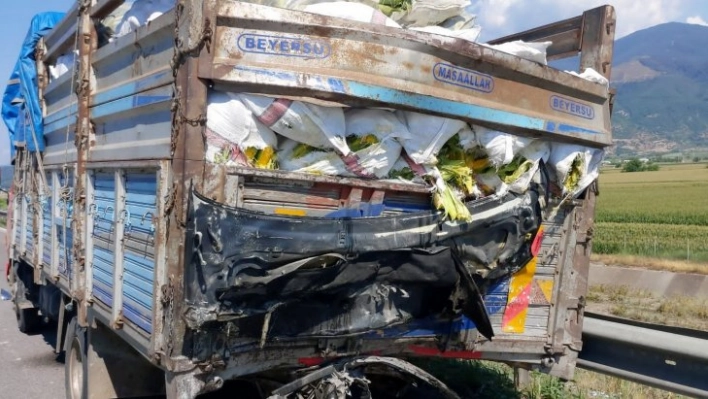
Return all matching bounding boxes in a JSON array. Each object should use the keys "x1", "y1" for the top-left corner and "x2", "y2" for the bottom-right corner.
[
  {"x1": 25, "y1": 195, "x2": 34, "y2": 255},
  {"x1": 42, "y1": 173, "x2": 53, "y2": 266},
  {"x1": 91, "y1": 172, "x2": 116, "y2": 307},
  {"x1": 57, "y1": 172, "x2": 74, "y2": 279},
  {"x1": 122, "y1": 172, "x2": 157, "y2": 333},
  {"x1": 14, "y1": 196, "x2": 22, "y2": 251}
]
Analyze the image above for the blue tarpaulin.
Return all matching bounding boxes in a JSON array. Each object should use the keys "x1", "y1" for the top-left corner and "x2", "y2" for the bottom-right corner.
[{"x1": 2, "y1": 12, "x2": 65, "y2": 159}]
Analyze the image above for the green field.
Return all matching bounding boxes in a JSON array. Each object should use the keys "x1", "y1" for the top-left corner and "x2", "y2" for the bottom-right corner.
[{"x1": 595, "y1": 163, "x2": 708, "y2": 263}]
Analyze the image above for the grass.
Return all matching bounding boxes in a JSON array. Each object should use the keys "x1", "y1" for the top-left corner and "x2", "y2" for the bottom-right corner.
[
  {"x1": 595, "y1": 162, "x2": 708, "y2": 264},
  {"x1": 591, "y1": 253, "x2": 708, "y2": 275},
  {"x1": 415, "y1": 358, "x2": 690, "y2": 399},
  {"x1": 586, "y1": 284, "x2": 708, "y2": 331}
]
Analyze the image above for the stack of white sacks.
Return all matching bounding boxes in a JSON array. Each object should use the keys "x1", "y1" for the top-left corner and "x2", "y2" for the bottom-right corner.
[{"x1": 48, "y1": 0, "x2": 607, "y2": 220}]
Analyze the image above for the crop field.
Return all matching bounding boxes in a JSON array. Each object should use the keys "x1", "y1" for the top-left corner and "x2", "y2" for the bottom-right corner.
[{"x1": 595, "y1": 163, "x2": 708, "y2": 263}]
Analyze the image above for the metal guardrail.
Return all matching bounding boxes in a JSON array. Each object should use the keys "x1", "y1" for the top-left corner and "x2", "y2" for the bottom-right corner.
[{"x1": 579, "y1": 312, "x2": 708, "y2": 398}]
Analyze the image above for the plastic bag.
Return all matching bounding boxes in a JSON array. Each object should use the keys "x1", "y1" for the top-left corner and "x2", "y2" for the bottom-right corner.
[
  {"x1": 397, "y1": 111, "x2": 467, "y2": 164},
  {"x1": 473, "y1": 125, "x2": 533, "y2": 168},
  {"x1": 205, "y1": 91, "x2": 278, "y2": 168},
  {"x1": 304, "y1": 2, "x2": 401, "y2": 27},
  {"x1": 549, "y1": 143, "x2": 604, "y2": 196},
  {"x1": 487, "y1": 40, "x2": 552, "y2": 65},
  {"x1": 239, "y1": 94, "x2": 350, "y2": 155}
]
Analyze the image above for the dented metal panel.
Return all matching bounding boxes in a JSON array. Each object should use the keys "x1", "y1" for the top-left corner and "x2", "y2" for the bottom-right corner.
[{"x1": 204, "y1": 2, "x2": 612, "y2": 147}]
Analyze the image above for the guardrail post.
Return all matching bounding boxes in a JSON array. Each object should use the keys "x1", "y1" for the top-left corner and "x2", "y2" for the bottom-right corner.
[{"x1": 514, "y1": 366, "x2": 531, "y2": 391}]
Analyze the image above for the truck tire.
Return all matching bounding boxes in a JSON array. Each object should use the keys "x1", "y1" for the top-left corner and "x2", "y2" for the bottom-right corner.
[
  {"x1": 65, "y1": 317, "x2": 87, "y2": 399},
  {"x1": 12, "y1": 272, "x2": 41, "y2": 334}
]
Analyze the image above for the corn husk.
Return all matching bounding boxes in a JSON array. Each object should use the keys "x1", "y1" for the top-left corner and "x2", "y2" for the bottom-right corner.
[
  {"x1": 564, "y1": 154, "x2": 585, "y2": 192},
  {"x1": 388, "y1": 158, "x2": 416, "y2": 180},
  {"x1": 429, "y1": 168, "x2": 471, "y2": 222},
  {"x1": 376, "y1": 0, "x2": 411, "y2": 15},
  {"x1": 347, "y1": 134, "x2": 380, "y2": 152},
  {"x1": 498, "y1": 155, "x2": 534, "y2": 184}
]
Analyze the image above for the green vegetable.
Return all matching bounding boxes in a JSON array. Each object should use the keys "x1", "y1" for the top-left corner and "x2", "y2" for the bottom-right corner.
[
  {"x1": 498, "y1": 155, "x2": 534, "y2": 184},
  {"x1": 432, "y1": 181, "x2": 472, "y2": 222},
  {"x1": 439, "y1": 160, "x2": 474, "y2": 195},
  {"x1": 388, "y1": 167, "x2": 415, "y2": 180},
  {"x1": 377, "y1": 0, "x2": 411, "y2": 15},
  {"x1": 346, "y1": 134, "x2": 379, "y2": 152},
  {"x1": 291, "y1": 143, "x2": 324, "y2": 159},
  {"x1": 564, "y1": 154, "x2": 585, "y2": 192}
]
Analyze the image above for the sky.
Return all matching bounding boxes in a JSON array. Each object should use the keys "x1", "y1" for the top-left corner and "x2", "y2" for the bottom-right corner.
[{"x1": 2, "y1": 0, "x2": 708, "y2": 165}]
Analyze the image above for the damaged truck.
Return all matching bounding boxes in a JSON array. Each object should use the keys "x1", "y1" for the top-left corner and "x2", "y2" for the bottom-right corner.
[{"x1": 2, "y1": 1, "x2": 616, "y2": 398}]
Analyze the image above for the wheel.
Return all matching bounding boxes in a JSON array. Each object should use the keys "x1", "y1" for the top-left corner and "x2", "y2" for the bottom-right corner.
[
  {"x1": 12, "y1": 271, "x2": 41, "y2": 334},
  {"x1": 65, "y1": 317, "x2": 87, "y2": 399}
]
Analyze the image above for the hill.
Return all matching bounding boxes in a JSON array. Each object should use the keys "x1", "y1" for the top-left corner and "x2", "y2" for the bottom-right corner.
[{"x1": 554, "y1": 23, "x2": 708, "y2": 156}]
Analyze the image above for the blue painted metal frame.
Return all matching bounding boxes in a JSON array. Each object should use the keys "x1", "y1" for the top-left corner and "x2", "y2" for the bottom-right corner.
[
  {"x1": 222, "y1": 65, "x2": 606, "y2": 142},
  {"x1": 41, "y1": 174, "x2": 52, "y2": 266},
  {"x1": 122, "y1": 172, "x2": 158, "y2": 333},
  {"x1": 91, "y1": 172, "x2": 116, "y2": 307}
]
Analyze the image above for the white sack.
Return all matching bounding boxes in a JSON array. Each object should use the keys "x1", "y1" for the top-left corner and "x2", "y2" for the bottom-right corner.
[
  {"x1": 506, "y1": 140, "x2": 551, "y2": 194},
  {"x1": 487, "y1": 40, "x2": 552, "y2": 65},
  {"x1": 49, "y1": 51, "x2": 77, "y2": 81},
  {"x1": 343, "y1": 109, "x2": 408, "y2": 177},
  {"x1": 398, "y1": 111, "x2": 467, "y2": 164},
  {"x1": 476, "y1": 172, "x2": 508, "y2": 198},
  {"x1": 304, "y1": 2, "x2": 401, "y2": 27},
  {"x1": 549, "y1": 143, "x2": 604, "y2": 196},
  {"x1": 277, "y1": 109, "x2": 406, "y2": 177},
  {"x1": 205, "y1": 91, "x2": 278, "y2": 166},
  {"x1": 102, "y1": 1, "x2": 135, "y2": 37},
  {"x1": 410, "y1": 25, "x2": 482, "y2": 43},
  {"x1": 238, "y1": 94, "x2": 350, "y2": 155},
  {"x1": 566, "y1": 68, "x2": 610, "y2": 88},
  {"x1": 473, "y1": 125, "x2": 533, "y2": 168},
  {"x1": 438, "y1": 2, "x2": 478, "y2": 30},
  {"x1": 278, "y1": 140, "x2": 345, "y2": 175},
  {"x1": 115, "y1": 0, "x2": 174, "y2": 37},
  {"x1": 391, "y1": 0, "x2": 470, "y2": 27}
]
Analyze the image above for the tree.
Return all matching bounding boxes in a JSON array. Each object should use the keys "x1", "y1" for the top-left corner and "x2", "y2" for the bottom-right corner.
[
  {"x1": 622, "y1": 158, "x2": 660, "y2": 173},
  {"x1": 622, "y1": 158, "x2": 644, "y2": 172}
]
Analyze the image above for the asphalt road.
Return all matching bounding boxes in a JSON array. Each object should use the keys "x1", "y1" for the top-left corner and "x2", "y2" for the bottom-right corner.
[{"x1": 0, "y1": 228, "x2": 64, "y2": 399}]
